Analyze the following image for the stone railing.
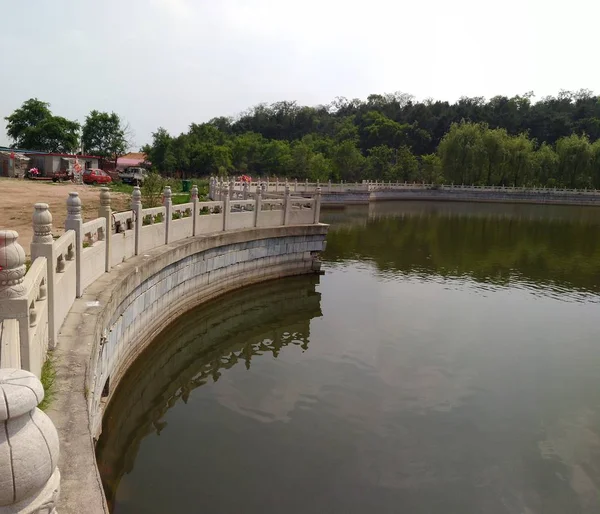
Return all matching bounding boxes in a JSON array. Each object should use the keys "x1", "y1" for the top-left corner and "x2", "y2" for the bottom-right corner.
[
  {"x1": 0, "y1": 184, "x2": 323, "y2": 377},
  {"x1": 0, "y1": 368, "x2": 60, "y2": 513},
  {"x1": 210, "y1": 176, "x2": 600, "y2": 198}
]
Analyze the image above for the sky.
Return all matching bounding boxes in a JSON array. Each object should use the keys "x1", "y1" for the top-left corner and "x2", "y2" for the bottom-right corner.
[{"x1": 1, "y1": 0, "x2": 599, "y2": 149}]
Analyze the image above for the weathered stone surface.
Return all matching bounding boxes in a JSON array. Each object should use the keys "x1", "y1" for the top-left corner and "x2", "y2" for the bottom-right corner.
[
  {"x1": 0, "y1": 369, "x2": 59, "y2": 511},
  {"x1": 0, "y1": 369, "x2": 44, "y2": 421}
]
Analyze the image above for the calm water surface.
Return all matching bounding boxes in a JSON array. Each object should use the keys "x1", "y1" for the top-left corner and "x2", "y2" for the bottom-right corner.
[{"x1": 97, "y1": 201, "x2": 600, "y2": 514}]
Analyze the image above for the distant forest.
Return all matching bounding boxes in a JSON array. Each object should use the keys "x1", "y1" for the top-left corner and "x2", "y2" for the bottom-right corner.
[{"x1": 142, "y1": 90, "x2": 600, "y2": 188}]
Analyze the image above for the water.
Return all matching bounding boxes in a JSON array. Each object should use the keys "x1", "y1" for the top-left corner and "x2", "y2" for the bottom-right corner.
[{"x1": 97, "y1": 201, "x2": 600, "y2": 514}]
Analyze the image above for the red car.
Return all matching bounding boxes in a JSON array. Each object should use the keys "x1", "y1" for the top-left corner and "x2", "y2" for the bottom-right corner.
[{"x1": 83, "y1": 168, "x2": 112, "y2": 185}]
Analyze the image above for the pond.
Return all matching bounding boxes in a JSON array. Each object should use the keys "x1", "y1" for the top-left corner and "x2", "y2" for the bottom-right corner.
[{"x1": 96, "y1": 201, "x2": 600, "y2": 514}]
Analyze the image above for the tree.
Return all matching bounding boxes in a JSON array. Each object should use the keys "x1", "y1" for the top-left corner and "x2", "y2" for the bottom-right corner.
[
  {"x1": 556, "y1": 134, "x2": 592, "y2": 188},
  {"x1": 82, "y1": 111, "x2": 129, "y2": 165},
  {"x1": 5, "y1": 98, "x2": 80, "y2": 152}
]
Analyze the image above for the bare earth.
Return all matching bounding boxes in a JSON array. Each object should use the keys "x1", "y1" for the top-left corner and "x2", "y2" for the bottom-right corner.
[{"x1": 0, "y1": 178, "x2": 129, "y2": 256}]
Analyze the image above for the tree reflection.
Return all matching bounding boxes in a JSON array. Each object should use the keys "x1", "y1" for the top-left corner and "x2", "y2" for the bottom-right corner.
[
  {"x1": 323, "y1": 202, "x2": 600, "y2": 295},
  {"x1": 96, "y1": 275, "x2": 322, "y2": 510}
]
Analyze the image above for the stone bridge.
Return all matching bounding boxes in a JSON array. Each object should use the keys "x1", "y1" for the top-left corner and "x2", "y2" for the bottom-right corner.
[
  {"x1": 0, "y1": 184, "x2": 327, "y2": 513},
  {"x1": 211, "y1": 177, "x2": 600, "y2": 206}
]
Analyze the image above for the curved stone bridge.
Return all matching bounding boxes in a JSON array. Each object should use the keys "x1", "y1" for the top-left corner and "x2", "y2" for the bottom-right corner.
[{"x1": 0, "y1": 183, "x2": 327, "y2": 513}]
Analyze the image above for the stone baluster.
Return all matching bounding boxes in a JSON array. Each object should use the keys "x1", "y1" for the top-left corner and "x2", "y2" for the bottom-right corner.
[
  {"x1": 228, "y1": 181, "x2": 234, "y2": 200},
  {"x1": 0, "y1": 368, "x2": 61, "y2": 513},
  {"x1": 275, "y1": 177, "x2": 279, "y2": 193},
  {"x1": 163, "y1": 186, "x2": 172, "y2": 244},
  {"x1": 0, "y1": 231, "x2": 29, "y2": 369},
  {"x1": 243, "y1": 181, "x2": 249, "y2": 200},
  {"x1": 283, "y1": 185, "x2": 291, "y2": 226},
  {"x1": 294, "y1": 178, "x2": 298, "y2": 193},
  {"x1": 223, "y1": 185, "x2": 230, "y2": 232},
  {"x1": 65, "y1": 192, "x2": 83, "y2": 297},
  {"x1": 305, "y1": 178, "x2": 309, "y2": 192},
  {"x1": 132, "y1": 186, "x2": 143, "y2": 255},
  {"x1": 254, "y1": 186, "x2": 262, "y2": 227},
  {"x1": 191, "y1": 184, "x2": 199, "y2": 236},
  {"x1": 208, "y1": 176, "x2": 215, "y2": 200},
  {"x1": 30, "y1": 203, "x2": 58, "y2": 348},
  {"x1": 99, "y1": 187, "x2": 112, "y2": 272},
  {"x1": 328, "y1": 180, "x2": 332, "y2": 193},
  {"x1": 313, "y1": 187, "x2": 322, "y2": 224}
]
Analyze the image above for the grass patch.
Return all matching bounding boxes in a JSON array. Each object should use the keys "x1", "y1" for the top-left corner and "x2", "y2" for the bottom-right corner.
[
  {"x1": 39, "y1": 355, "x2": 56, "y2": 411},
  {"x1": 108, "y1": 182, "x2": 134, "y2": 194},
  {"x1": 172, "y1": 193, "x2": 191, "y2": 205}
]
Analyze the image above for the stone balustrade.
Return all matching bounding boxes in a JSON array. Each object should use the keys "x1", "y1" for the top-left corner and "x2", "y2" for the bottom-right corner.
[
  {"x1": 0, "y1": 184, "x2": 323, "y2": 377},
  {"x1": 211, "y1": 176, "x2": 600, "y2": 199},
  {"x1": 0, "y1": 368, "x2": 60, "y2": 513}
]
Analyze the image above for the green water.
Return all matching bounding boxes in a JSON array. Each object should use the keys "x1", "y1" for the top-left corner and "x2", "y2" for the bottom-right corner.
[{"x1": 97, "y1": 201, "x2": 600, "y2": 514}]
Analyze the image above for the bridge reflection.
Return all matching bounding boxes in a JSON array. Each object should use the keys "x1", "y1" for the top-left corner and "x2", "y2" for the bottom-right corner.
[{"x1": 96, "y1": 275, "x2": 322, "y2": 510}]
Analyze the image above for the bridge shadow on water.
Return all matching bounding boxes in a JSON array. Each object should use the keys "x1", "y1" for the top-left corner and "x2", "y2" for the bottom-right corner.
[{"x1": 95, "y1": 275, "x2": 322, "y2": 511}]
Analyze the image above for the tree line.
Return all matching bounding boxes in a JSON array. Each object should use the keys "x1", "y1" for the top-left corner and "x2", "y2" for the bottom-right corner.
[
  {"x1": 143, "y1": 90, "x2": 600, "y2": 188},
  {"x1": 4, "y1": 98, "x2": 131, "y2": 166},
  {"x1": 6, "y1": 91, "x2": 600, "y2": 187}
]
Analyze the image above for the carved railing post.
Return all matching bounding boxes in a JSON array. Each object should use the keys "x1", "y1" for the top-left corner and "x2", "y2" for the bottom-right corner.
[
  {"x1": 99, "y1": 187, "x2": 112, "y2": 272},
  {"x1": 191, "y1": 184, "x2": 199, "y2": 236},
  {"x1": 243, "y1": 182, "x2": 249, "y2": 200},
  {"x1": 65, "y1": 193, "x2": 83, "y2": 297},
  {"x1": 131, "y1": 186, "x2": 142, "y2": 256},
  {"x1": 30, "y1": 204, "x2": 58, "y2": 348},
  {"x1": 0, "y1": 368, "x2": 60, "y2": 513},
  {"x1": 254, "y1": 186, "x2": 262, "y2": 227},
  {"x1": 163, "y1": 186, "x2": 172, "y2": 244},
  {"x1": 223, "y1": 184, "x2": 231, "y2": 231},
  {"x1": 228, "y1": 180, "x2": 234, "y2": 200},
  {"x1": 0, "y1": 231, "x2": 29, "y2": 367},
  {"x1": 313, "y1": 187, "x2": 322, "y2": 224},
  {"x1": 283, "y1": 185, "x2": 291, "y2": 225}
]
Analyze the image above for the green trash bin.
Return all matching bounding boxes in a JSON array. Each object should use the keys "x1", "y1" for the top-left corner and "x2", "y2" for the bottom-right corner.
[{"x1": 182, "y1": 180, "x2": 191, "y2": 192}]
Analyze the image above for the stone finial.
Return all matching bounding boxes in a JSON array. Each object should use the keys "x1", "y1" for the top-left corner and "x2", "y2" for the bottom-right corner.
[
  {"x1": 191, "y1": 185, "x2": 199, "y2": 200},
  {"x1": 256, "y1": 185, "x2": 262, "y2": 197},
  {"x1": 66, "y1": 192, "x2": 82, "y2": 221},
  {"x1": 163, "y1": 186, "x2": 172, "y2": 202},
  {"x1": 0, "y1": 231, "x2": 27, "y2": 299},
  {"x1": 131, "y1": 186, "x2": 142, "y2": 207},
  {"x1": 0, "y1": 369, "x2": 60, "y2": 510},
  {"x1": 99, "y1": 187, "x2": 111, "y2": 208},
  {"x1": 285, "y1": 185, "x2": 291, "y2": 196},
  {"x1": 316, "y1": 186, "x2": 322, "y2": 195},
  {"x1": 32, "y1": 203, "x2": 53, "y2": 244}
]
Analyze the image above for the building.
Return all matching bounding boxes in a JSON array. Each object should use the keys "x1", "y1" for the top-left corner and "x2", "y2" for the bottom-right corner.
[
  {"x1": 116, "y1": 152, "x2": 146, "y2": 171},
  {"x1": 0, "y1": 149, "x2": 30, "y2": 177},
  {"x1": 25, "y1": 153, "x2": 101, "y2": 177}
]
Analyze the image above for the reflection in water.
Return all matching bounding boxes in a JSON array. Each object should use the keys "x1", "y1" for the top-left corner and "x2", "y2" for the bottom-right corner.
[
  {"x1": 323, "y1": 201, "x2": 600, "y2": 297},
  {"x1": 99, "y1": 201, "x2": 600, "y2": 514},
  {"x1": 96, "y1": 276, "x2": 322, "y2": 511}
]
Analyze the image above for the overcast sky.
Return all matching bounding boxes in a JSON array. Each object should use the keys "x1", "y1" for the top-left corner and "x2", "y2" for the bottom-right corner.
[{"x1": 2, "y1": 0, "x2": 598, "y2": 149}]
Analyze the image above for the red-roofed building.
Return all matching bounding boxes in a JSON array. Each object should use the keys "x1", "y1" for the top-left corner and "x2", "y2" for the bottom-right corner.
[{"x1": 116, "y1": 152, "x2": 147, "y2": 171}]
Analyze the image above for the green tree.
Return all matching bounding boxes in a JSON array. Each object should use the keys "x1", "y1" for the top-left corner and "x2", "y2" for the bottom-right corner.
[
  {"x1": 330, "y1": 140, "x2": 365, "y2": 181},
  {"x1": 555, "y1": 134, "x2": 592, "y2": 187},
  {"x1": 532, "y1": 143, "x2": 558, "y2": 186},
  {"x1": 5, "y1": 98, "x2": 80, "y2": 152},
  {"x1": 82, "y1": 110, "x2": 129, "y2": 165},
  {"x1": 420, "y1": 154, "x2": 443, "y2": 184}
]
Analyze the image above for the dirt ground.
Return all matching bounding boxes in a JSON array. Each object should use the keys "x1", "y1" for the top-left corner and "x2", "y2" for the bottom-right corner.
[{"x1": 0, "y1": 178, "x2": 130, "y2": 256}]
